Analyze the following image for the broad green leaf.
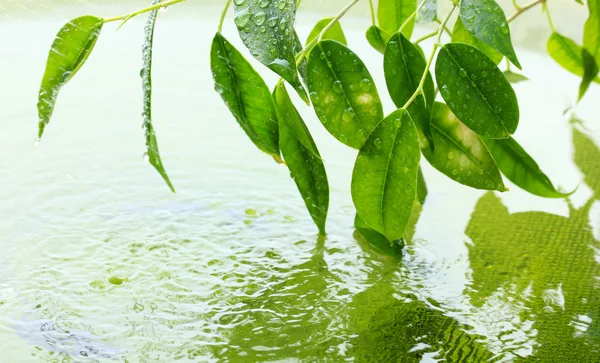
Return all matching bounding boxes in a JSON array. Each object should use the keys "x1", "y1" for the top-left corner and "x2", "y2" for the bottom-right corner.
[
  {"x1": 418, "y1": 0, "x2": 437, "y2": 24},
  {"x1": 384, "y1": 32, "x2": 435, "y2": 148},
  {"x1": 351, "y1": 109, "x2": 420, "y2": 241},
  {"x1": 141, "y1": 3, "x2": 174, "y2": 193},
  {"x1": 233, "y1": 0, "x2": 308, "y2": 103},
  {"x1": 378, "y1": 0, "x2": 417, "y2": 39},
  {"x1": 306, "y1": 17, "x2": 347, "y2": 48},
  {"x1": 579, "y1": 48, "x2": 599, "y2": 101},
  {"x1": 306, "y1": 40, "x2": 384, "y2": 149},
  {"x1": 423, "y1": 102, "x2": 505, "y2": 191},
  {"x1": 546, "y1": 32, "x2": 600, "y2": 82},
  {"x1": 481, "y1": 136, "x2": 571, "y2": 198},
  {"x1": 275, "y1": 83, "x2": 329, "y2": 234},
  {"x1": 459, "y1": 0, "x2": 521, "y2": 69},
  {"x1": 583, "y1": 0, "x2": 600, "y2": 64},
  {"x1": 573, "y1": 126, "x2": 600, "y2": 196},
  {"x1": 503, "y1": 70, "x2": 528, "y2": 83},
  {"x1": 366, "y1": 25, "x2": 391, "y2": 54},
  {"x1": 37, "y1": 16, "x2": 104, "y2": 138},
  {"x1": 417, "y1": 167, "x2": 428, "y2": 204},
  {"x1": 451, "y1": 17, "x2": 503, "y2": 65},
  {"x1": 435, "y1": 43, "x2": 519, "y2": 139},
  {"x1": 210, "y1": 33, "x2": 281, "y2": 162},
  {"x1": 354, "y1": 214, "x2": 403, "y2": 257}
]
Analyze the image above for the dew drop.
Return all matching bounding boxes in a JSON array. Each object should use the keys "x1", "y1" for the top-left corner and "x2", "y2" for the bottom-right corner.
[
  {"x1": 500, "y1": 22, "x2": 509, "y2": 35},
  {"x1": 332, "y1": 80, "x2": 343, "y2": 94},
  {"x1": 359, "y1": 78, "x2": 372, "y2": 91},
  {"x1": 233, "y1": 0, "x2": 246, "y2": 4},
  {"x1": 448, "y1": 152, "x2": 455, "y2": 160},
  {"x1": 373, "y1": 138, "x2": 382, "y2": 148},
  {"x1": 254, "y1": 11, "x2": 266, "y2": 25},
  {"x1": 459, "y1": 68, "x2": 468, "y2": 78},
  {"x1": 258, "y1": 0, "x2": 270, "y2": 8},
  {"x1": 342, "y1": 108, "x2": 355, "y2": 122}
]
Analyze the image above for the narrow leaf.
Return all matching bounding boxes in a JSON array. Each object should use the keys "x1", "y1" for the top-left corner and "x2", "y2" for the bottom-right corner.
[
  {"x1": 275, "y1": 83, "x2": 329, "y2": 234},
  {"x1": 423, "y1": 102, "x2": 505, "y2": 191},
  {"x1": 481, "y1": 136, "x2": 572, "y2": 198},
  {"x1": 378, "y1": 0, "x2": 418, "y2": 40},
  {"x1": 579, "y1": 48, "x2": 599, "y2": 101},
  {"x1": 142, "y1": 2, "x2": 174, "y2": 193},
  {"x1": 306, "y1": 40, "x2": 384, "y2": 149},
  {"x1": 233, "y1": 0, "x2": 308, "y2": 103},
  {"x1": 417, "y1": 167, "x2": 428, "y2": 204},
  {"x1": 210, "y1": 33, "x2": 281, "y2": 162},
  {"x1": 366, "y1": 25, "x2": 391, "y2": 54},
  {"x1": 451, "y1": 17, "x2": 503, "y2": 65},
  {"x1": 503, "y1": 70, "x2": 528, "y2": 83},
  {"x1": 418, "y1": 0, "x2": 437, "y2": 24},
  {"x1": 583, "y1": 0, "x2": 600, "y2": 64},
  {"x1": 459, "y1": 0, "x2": 521, "y2": 69},
  {"x1": 573, "y1": 126, "x2": 600, "y2": 196},
  {"x1": 384, "y1": 32, "x2": 435, "y2": 148},
  {"x1": 436, "y1": 43, "x2": 519, "y2": 139},
  {"x1": 351, "y1": 109, "x2": 420, "y2": 241},
  {"x1": 306, "y1": 17, "x2": 347, "y2": 48},
  {"x1": 37, "y1": 16, "x2": 104, "y2": 138}
]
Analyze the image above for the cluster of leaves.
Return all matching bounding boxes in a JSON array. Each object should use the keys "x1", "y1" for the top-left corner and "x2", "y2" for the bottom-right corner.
[{"x1": 36, "y1": 0, "x2": 591, "y2": 243}]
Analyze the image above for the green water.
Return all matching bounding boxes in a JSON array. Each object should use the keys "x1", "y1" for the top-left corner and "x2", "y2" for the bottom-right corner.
[{"x1": 0, "y1": 1, "x2": 599, "y2": 362}]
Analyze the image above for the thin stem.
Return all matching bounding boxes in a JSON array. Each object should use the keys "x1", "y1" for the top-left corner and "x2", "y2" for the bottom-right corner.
[
  {"x1": 218, "y1": 0, "x2": 232, "y2": 33},
  {"x1": 403, "y1": 4, "x2": 456, "y2": 110},
  {"x1": 296, "y1": 0, "x2": 361, "y2": 66},
  {"x1": 104, "y1": 0, "x2": 186, "y2": 23},
  {"x1": 512, "y1": 0, "x2": 522, "y2": 10},
  {"x1": 400, "y1": 0, "x2": 427, "y2": 33},
  {"x1": 369, "y1": 0, "x2": 376, "y2": 25},
  {"x1": 505, "y1": 57, "x2": 512, "y2": 71},
  {"x1": 543, "y1": 1, "x2": 556, "y2": 31},
  {"x1": 507, "y1": 0, "x2": 544, "y2": 23},
  {"x1": 415, "y1": 29, "x2": 438, "y2": 45},
  {"x1": 434, "y1": 17, "x2": 452, "y2": 37}
]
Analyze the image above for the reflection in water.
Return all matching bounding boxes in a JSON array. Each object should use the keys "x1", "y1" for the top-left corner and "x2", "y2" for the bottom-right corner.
[{"x1": 465, "y1": 125, "x2": 600, "y2": 361}]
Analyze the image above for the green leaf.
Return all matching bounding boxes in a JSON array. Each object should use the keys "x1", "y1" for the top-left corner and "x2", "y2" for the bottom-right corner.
[
  {"x1": 459, "y1": 0, "x2": 521, "y2": 69},
  {"x1": 274, "y1": 83, "x2": 329, "y2": 235},
  {"x1": 579, "y1": 48, "x2": 599, "y2": 101},
  {"x1": 583, "y1": 0, "x2": 600, "y2": 64},
  {"x1": 417, "y1": 0, "x2": 437, "y2": 24},
  {"x1": 546, "y1": 32, "x2": 595, "y2": 80},
  {"x1": 354, "y1": 214, "x2": 403, "y2": 257},
  {"x1": 306, "y1": 17, "x2": 347, "y2": 48},
  {"x1": 306, "y1": 40, "x2": 384, "y2": 149},
  {"x1": 351, "y1": 109, "x2": 420, "y2": 241},
  {"x1": 141, "y1": 2, "x2": 174, "y2": 193},
  {"x1": 435, "y1": 43, "x2": 519, "y2": 139},
  {"x1": 451, "y1": 17, "x2": 503, "y2": 65},
  {"x1": 503, "y1": 70, "x2": 528, "y2": 83},
  {"x1": 37, "y1": 16, "x2": 104, "y2": 138},
  {"x1": 573, "y1": 126, "x2": 600, "y2": 196},
  {"x1": 384, "y1": 32, "x2": 435, "y2": 148},
  {"x1": 378, "y1": 0, "x2": 417, "y2": 39},
  {"x1": 422, "y1": 102, "x2": 505, "y2": 191},
  {"x1": 417, "y1": 167, "x2": 428, "y2": 204},
  {"x1": 481, "y1": 136, "x2": 572, "y2": 198},
  {"x1": 210, "y1": 33, "x2": 281, "y2": 163},
  {"x1": 366, "y1": 25, "x2": 391, "y2": 54},
  {"x1": 233, "y1": 0, "x2": 308, "y2": 103}
]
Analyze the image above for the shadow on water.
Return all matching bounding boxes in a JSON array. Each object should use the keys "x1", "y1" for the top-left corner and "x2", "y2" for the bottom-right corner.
[{"x1": 465, "y1": 124, "x2": 600, "y2": 361}]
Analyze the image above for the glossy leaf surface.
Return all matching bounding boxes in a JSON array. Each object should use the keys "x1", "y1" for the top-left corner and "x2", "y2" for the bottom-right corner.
[
  {"x1": 142, "y1": 3, "x2": 174, "y2": 192},
  {"x1": 459, "y1": 0, "x2": 521, "y2": 69},
  {"x1": 503, "y1": 70, "x2": 528, "y2": 83},
  {"x1": 436, "y1": 43, "x2": 519, "y2": 139},
  {"x1": 351, "y1": 109, "x2": 420, "y2": 241},
  {"x1": 384, "y1": 32, "x2": 435, "y2": 148},
  {"x1": 306, "y1": 17, "x2": 347, "y2": 48},
  {"x1": 451, "y1": 17, "x2": 502, "y2": 65},
  {"x1": 275, "y1": 83, "x2": 329, "y2": 234},
  {"x1": 418, "y1": 0, "x2": 437, "y2": 24},
  {"x1": 233, "y1": 0, "x2": 307, "y2": 102},
  {"x1": 37, "y1": 16, "x2": 104, "y2": 138},
  {"x1": 481, "y1": 136, "x2": 571, "y2": 198},
  {"x1": 423, "y1": 102, "x2": 505, "y2": 191},
  {"x1": 366, "y1": 25, "x2": 391, "y2": 54},
  {"x1": 579, "y1": 49, "x2": 599, "y2": 101},
  {"x1": 211, "y1": 33, "x2": 281, "y2": 162},
  {"x1": 378, "y1": 0, "x2": 417, "y2": 39},
  {"x1": 306, "y1": 40, "x2": 383, "y2": 149}
]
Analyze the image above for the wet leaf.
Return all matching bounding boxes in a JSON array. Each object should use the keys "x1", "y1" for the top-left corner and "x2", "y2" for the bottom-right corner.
[
  {"x1": 306, "y1": 40, "x2": 384, "y2": 149},
  {"x1": 418, "y1": 0, "x2": 437, "y2": 24},
  {"x1": 417, "y1": 167, "x2": 428, "y2": 204},
  {"x1": 451, "y1": 17, "x2": 503, "y2": 65},
  {"x1": 306, "y1": 17, "x2": 347, "y2": 48},
  {"x1": 435, "y1": 43, "x2": 519, "y2": 139},
  {"x1": 503, "y1": 70, "x2": 528, "y2": 83},
  {"x1": 210, "y1": 33, "x2": 281, "y2": 162},
  {"x1": 378, "y1": 0, "x2": 417, "y2": 39},
  {"x1": 583, "y1": 0, "x2": 600, "y2": 64},
  {"x1": 459, "y1": 0, "x2": 521, "y2": 69},
  {"x1": 233, "y1": 0, "x2": 308, "y2": 103},
  {"x1": 579, "y1": 48, "x2": 599, "y2": 101},
  {"x1": 366, "y1": 25, "x2": 391, "y2": 54},
  {"x1": 37, "y1": 16, "x2": 104, "y2": 138},
  {"x1": 351, "y1": 109, "x2": 420, "y2": 241},
  {"x1": 422, "y1": 102, "x2": 505, "y2": 191},
  {"x1": 354, "y1": 214, "x2": 403, "y2": 257},
  {"x1": 384, "y1": 32, "x2": 435, "y2": 148},
  {"x1": 481, "y1": 136, "x2": 572, "y2": 198},
  {"x1": 141, "y1": 3, "x2": 174, "y2": 193},
  {"x1": 275, "y1": 83, "x2": 329, "y2": 234}
]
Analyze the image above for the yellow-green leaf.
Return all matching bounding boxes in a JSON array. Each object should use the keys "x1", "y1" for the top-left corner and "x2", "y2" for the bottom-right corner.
[
  {"x1": 366, "y1": 25, "x2": 391, "y2": 54},
  {"x1": 579, "y1": 48, "x2": 599, "y2": 101},
  {"x1": 378, "y1": 0, "x2": 417, "y2": 39},
  {"x1": 306, "y1": 17, "x2": 347, "y2": 48}
]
